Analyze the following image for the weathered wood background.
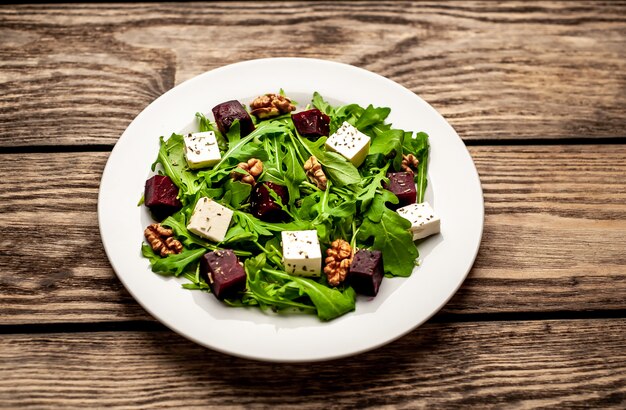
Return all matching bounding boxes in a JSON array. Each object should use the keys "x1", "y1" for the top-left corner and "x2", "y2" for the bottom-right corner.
[{"x1": 1, "y1": 1, "x2": 625, "y2": 408}]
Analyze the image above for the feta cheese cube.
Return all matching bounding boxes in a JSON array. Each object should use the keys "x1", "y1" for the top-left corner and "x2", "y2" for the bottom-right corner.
[
  {"x1": 187, "y1": 197, "x2": 233, "y2": 242},
  {"x1": 281, "y1": 230, "x2": 322, "y2": 277},
  {"x1": 396, "y1": 201, "x2": 440, "y2": 240},
  {"x1": 325, "y1": 121, "x2": 371, "y2": 167},
  {"x1": 183, "y1": 131, "x2": 221, "y2": 169}
]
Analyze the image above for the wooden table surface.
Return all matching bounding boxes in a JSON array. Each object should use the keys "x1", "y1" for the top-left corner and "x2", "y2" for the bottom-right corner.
[{"x1": 1, "y1": 1, "x2": 625, "y2": 408}]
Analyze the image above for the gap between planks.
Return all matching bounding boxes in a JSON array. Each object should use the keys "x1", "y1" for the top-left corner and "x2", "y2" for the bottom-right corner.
[{"x1": 1, "y1": 309, "x2": 626, "y2": 336}]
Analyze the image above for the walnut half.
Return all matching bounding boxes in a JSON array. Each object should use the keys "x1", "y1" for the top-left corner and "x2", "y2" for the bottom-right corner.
[
  {"x1": 401, "y1": 153, "x2": 419, "y2": 174},
  {"x1": 324, "y1": 239, "x2": 353, "y2": 286},
  {"x1": 249, "y1": 93, "x2": 296, "y2": 119},
  {"x1": 303, "y1": 155, "x2": 327, "y2": 191},
  {"x1": 144, "y1": 223, "x2": 183, "y2": 257},
  {"x1": 231, "y1": 158, "x2": 263, "y2": 185}
]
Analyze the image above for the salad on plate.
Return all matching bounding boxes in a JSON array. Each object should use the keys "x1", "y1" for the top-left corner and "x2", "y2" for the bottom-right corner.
[{"x1": 140, "y1": 91, "x2": 439, "y2": 321}]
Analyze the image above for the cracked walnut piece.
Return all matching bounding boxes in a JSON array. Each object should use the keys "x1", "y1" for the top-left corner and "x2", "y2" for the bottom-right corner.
[
  {"x1": 303, "y1": 156, "x2": 327, "y2": 191},
  {"x1": 144, "y1": 223, "x2": 183, "y2": 257},
  {"x1": 231, "y1": 158, "x2": 263, "y2": 185},
  {"x1": 401, "y1": 153, "x2": 420, "y2": 173},
  {"x1": 249, "y1": 93, "x2": 296, "y2": 119},
  {"x1": 324, "y1": 239, "x2": 353, "y2": 286}
]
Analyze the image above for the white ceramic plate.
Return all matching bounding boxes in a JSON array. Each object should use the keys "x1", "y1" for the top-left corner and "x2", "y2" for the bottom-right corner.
[{"x1": 98, "y1": 58, "x2": 483, "y2": 362}]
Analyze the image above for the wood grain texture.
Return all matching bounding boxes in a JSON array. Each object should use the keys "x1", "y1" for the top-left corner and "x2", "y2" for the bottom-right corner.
[
  {"x1": 0, "y1": 319, "x2": 624, "y2": 408},
  {"x1": 0, "y1": 145, "x2": 624, "y2": 324},
  {"x1": 1, "y1": 1, "x2": 625, "y2": 147}
]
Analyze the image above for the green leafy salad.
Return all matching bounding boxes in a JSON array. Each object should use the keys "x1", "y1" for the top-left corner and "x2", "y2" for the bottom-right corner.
[{"x1": 141, "y1": 91, "x2": 430, "y2": 321}]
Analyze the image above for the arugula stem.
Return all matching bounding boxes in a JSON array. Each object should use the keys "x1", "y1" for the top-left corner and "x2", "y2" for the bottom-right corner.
[
  {"x1": 416, "y1": 149, "x2": 429, "y2": 203},
  {"x1": 294, "y1": 133, "x2": 314, "y2": 158},
  {"x1": 288, "y1": 132, "x2": 307, "y2": 164},
  {"x1": 350, "y1": 221, "x2": 360, "y2": 251},
  {"x1": 253, "y1": 241, "x2": 283, "y2": 267},
  {"x1": 318, "y1": 181, "x2": 331, "y2": 220},
  {"x1": 300, "y1": 181, "x2": 320, "y2": 192},
  {"x1": 332, "y1": 186, "x2": 352, "y2": 196},
  {"x1": 253, "y1": 240, "x2": 269, "y2": 254},
  {"x1": 273, "y1": 137, "x2": 280, "y2": 167},
  {"x1": 269, "y1": 244, "x2": 283, "y2": 259}
]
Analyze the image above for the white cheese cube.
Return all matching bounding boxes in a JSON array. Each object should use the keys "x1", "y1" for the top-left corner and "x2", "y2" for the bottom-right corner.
[
  {"x1": 396, "y1": 201, "x2": 441, "y2": 240},
  {"x1": 325, "y1": 121, "x2": 371, "y2": 167},
  {"x1": 183, "y1": 131, "x2": 221, "y2": 169},
  {"x1": 187, "y1": 197, "x2": 233, "y2": 243},
  {"x1": 281, "y1": 230, "x2": 322, "y2": 277}
]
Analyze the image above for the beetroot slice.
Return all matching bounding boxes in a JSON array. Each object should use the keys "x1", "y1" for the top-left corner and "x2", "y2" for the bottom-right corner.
[
  {"x1": 384, "y1": 172, "x2": 417, "y2": 209},
  {"x1": 348, "y1": 249, "x2": 384, "y2": 296},
  {"x1": 200, "y1": 249, "x2": 247, "y2": 300},
  {"x1": 212, "y1": 100, "x2": 255, "y2": 137},
  {"x1": 291, "y1": 109, "x2": 330, "y2": 139},
  {"x1": 144, "y1": 175, "x2": 182, "y2": 220},
  {"x1": 250, "y1": 181, "x2": 290, "y2": 222}
]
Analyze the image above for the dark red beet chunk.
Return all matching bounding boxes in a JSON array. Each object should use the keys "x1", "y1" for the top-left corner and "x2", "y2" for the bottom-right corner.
[
  {"x1": 200, "y1": 249, "x2": 247, "y2": 300},
  {"x1": 384, "y1": 172, "x2": 417, "y2": 209},
  {"x1": 144, "y1": 175, "x2": 182, "y2": 220},
  {"x1": 348, "y1": 250, "x2": 384, "y2": 296},
  {"x1": 291, "y1": 109, "x2": 330, "y2": 139},
  {"x1": 250, "y1": 181, "x2": 290, "y2": 222},
  {"x1": 212, "y1": 100, "x2": 255, "y2": 137}
]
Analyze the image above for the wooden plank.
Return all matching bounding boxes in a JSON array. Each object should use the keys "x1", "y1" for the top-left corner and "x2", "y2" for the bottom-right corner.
[
  {"x1": 0, "y1": 319, "x2": 624, "y2": 407},
  {"x1": 1, "y1": 2, "x2": 625, "y2": 147},
  {"x1": 0, "y1": 145, "x2": 624, "y2": 323},
  {"x1": 447, "y1": 144, "x2": 626, "y2": 313},
  {"x1": 0, "y1": 152, "x2": 149, "y2": 322}
]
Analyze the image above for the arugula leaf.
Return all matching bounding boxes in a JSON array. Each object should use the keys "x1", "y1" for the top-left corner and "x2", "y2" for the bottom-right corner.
[
  {"x1": 311, "y1": 92, "x2": 335, "y2": 117},
  {"x1": 314, "y1": 221, "x2": 332, "y2": 245},
  {"x1": 242, "y1": 255, "x2": 316, "y2": 313},
  {"x1": 296, "y1": 191, "x2": 322, "y2": 220},
  {"x1": 354, "y1": 104, "x2": 391, "y2": 131},
  {"x1": 143, "y1": 244, "x2": 210, "y2": 289},
  {"x1": 222, "y1": 224, "x2": 258, "y2": 245},
  {"x1": 365, "y1": 189, "x2": 398, "y2": 223},
  {"x1": 332, "y1": 103, "x2": 362, "y2": 129},
  {"x1": 357, "y1": 207, "x2": 417, "y2": 276},
  {"x1": 260, "y1": 133, "x2": 287, "y2": 185},
  {"x1": 182, "y1": 282, "x2": 210, "y2": 290},
  {"x1": 327, "y1": 200, "x2": 356, "y2": 218},
  {"x1": 295, "y1": 135, "x2": 360, "y2": 187},
  {"x1": 234, "y1": 211, "x2": 310, "y2": 237},
  {"x1": 356, "y1": 163, "x2": 390, "y2": 213},
  {"x1": 369, "y1": 128, "x2": 404, "y2": 171},
  {"x1": 225, "y1": 120, "x2": 241, "y2": 145},
  {"x1": 161, "y1": 213, "x2": 210, "y2": 249},
  {"x1": 263, "y1": 268, "x2": 356, "y2": 321},
  {"x1": 234, "y1": 211, "x2": 273, "y2": 236},
  {"x1": 404, "y1": 131, "x2": 430, "y2": 203},
  {"x1": 150, "y1": 247, "x2": 207, "y2": 276},
  {"x1": 322, "y1": 152, "x2": 362, "y2": 187},
  {"x1": 154, "y1": 133, "x2": 201, "y2": 196},
  {"x1": 162, "y1": 212, "x2": 252, "y2": 256},
  {"x1": 141, "y1": 243, "x2": 160, "y2": 265},
  {"x1": 222, "y1": 179, "x2": 252, "y2": 208},
  {"x1": 212, "y1": 122, "x2": 286, "y2": 171},
  {"x1": 283, "y1": 142, "x2": 306, "y2": 203},
  {"x1": 199, "y1": 186, "x2": 224, "y2": 200}
]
